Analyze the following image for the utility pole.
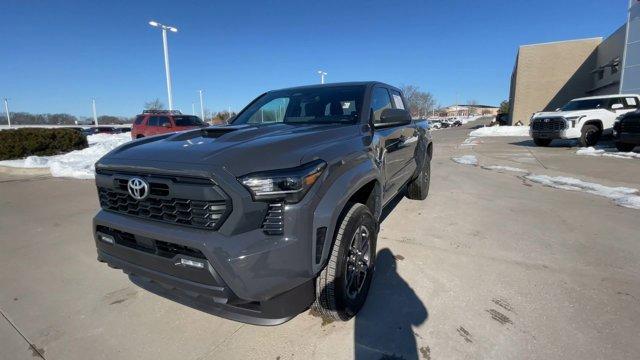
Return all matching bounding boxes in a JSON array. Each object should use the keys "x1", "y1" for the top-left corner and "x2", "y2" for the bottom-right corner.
[
  {"x1": 149, "y1": 21, "x2": 178, "y2": 110},
  {"x1": 198, "y1": 90, "x2": 205, "y2": 121},
  {"x1": 3, "y1": 98, "x2": 10, "y2": 128},
  {"x1": 92, "y1": 98, "x2": 99, "y2": 126},
  {"x1": 317, "y1": 70, "x2": 327, "y2": 84}
]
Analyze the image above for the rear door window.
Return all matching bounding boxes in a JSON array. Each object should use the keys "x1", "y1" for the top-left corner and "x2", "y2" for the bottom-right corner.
[
  {"x1": 158, "y1": 116, "x2": 171, "y2": 127},
  {"x1": 147, "y1": 116, "x2": 159, "y2": 126}
]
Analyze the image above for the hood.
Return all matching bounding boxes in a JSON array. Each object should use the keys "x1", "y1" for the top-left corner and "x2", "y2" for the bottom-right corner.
[
  {"x1": 534, "y1": 109, "x2": 606, "y2": 118},
  {"x1": 101, "y1": 123, "x2": 360, "y2": 176}
]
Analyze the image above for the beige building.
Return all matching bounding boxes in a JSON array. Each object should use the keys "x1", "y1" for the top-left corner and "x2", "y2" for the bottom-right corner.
[
  {"x1": 444, "y1": 104, "x2": 499, "y2": 117},
  {"x1": 508, "y1": 16, "x2": 637, "y2": 125}
]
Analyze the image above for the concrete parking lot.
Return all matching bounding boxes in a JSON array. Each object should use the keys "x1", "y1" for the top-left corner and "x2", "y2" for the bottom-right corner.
[{"x1": 1, "y1": 122, "x2": 639, "y2": 360}]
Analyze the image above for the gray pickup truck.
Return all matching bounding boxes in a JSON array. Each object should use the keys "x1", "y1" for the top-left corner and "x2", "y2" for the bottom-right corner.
[{"x1": 93, "y1": 82, "x2": 432, "y2": 325}]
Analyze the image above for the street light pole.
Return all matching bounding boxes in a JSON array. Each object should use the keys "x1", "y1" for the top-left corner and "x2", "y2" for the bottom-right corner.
[
  {"x1": 3, "y1": 98, "x2": 10, "y2": 128},
  {"x1": 198, "y1": 90, "x2": 205, "y2": 121},
  {"x1": 92, "y1": 98, "x2": 99, "y2": 126},
  {"x1": 192, "y1": 103, "x2": 196, "y2": 116},
  {"x1": 317, "y1": 70, "x2": 327, "y2": 84},
  {"x1": 149, "y1": 21, "x2": 178, "y2": 110}
]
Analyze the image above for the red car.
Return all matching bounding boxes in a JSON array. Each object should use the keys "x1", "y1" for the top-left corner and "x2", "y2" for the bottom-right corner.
[{"x1": 131, "y1": 110, "x2": 207, "y2": 139}]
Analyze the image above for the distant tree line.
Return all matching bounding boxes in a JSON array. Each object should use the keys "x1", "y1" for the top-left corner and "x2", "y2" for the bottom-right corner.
[{"x1": 0, "y1": 112, "x2": 133, "y2": 126}]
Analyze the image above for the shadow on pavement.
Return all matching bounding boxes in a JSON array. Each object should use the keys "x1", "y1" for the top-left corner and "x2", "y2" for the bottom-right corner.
[
  {"x1": 509, "y1": 139, "x2": 578, "y2": 148},
  {"x1": 354, "y1": 248, "x2": 428, "y2": 359}
]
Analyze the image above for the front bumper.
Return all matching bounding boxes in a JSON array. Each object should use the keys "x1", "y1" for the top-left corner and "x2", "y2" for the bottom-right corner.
[
  {"x1": 530, "y1": 128, "x2": 580, "y2": 140},
  {"x1": 617, "y1": 132, "x2": 640, "y2": 144},
  {"x1": 94, "y1": 211, "x2": 316, "y2": 325}
]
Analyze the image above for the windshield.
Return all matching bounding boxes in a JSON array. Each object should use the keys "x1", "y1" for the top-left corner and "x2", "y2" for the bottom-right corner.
[
  {"x1": 231, "y1": 85, "x2": 365, "y2": 125},
  {"x1": 560, "y1": 99, "x2": 609, "y2": 111},
  {"x1": 174, "y1": 116, "x2": 205, "y2": 126}
]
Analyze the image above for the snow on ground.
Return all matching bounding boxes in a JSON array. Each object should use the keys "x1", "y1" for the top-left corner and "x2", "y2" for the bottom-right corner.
[
  {"x1": 0, "y1": 133, "x2": 131, "y2": 179},
  {"x1": 576, "y1": 147, "x2": 640, "y2": 160},
  {"x1": 451, "y1": 155, "x2": 640, "y2": 210},
  {"x1": 481, "y1": 165, "x2": 528, "y2": 173},
  {"x1": 451, "y1": 155, "x2": 478, "y2": 166},
  {"x1": 460, "y1": 137, "x2": 479, "y2": 147},
  {"x1": 525, "y1": 175, "x2": 640, "y2": 209},
  {"x1": 469, "y1": 126, "x2": 530, "y2": 137}
]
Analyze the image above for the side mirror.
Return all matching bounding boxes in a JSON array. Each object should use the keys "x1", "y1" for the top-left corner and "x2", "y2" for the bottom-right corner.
[
  {"x1": 376, "y1": 108, "x2": 411, "y2": 127},
  {"x1": 611, "y1": 103, "x2": 624, "y2": 110}
]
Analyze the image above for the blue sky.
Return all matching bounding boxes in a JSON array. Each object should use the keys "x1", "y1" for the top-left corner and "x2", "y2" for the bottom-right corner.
[{"x1": 0, "y1": 0, "x2": 628, "y2": 117}]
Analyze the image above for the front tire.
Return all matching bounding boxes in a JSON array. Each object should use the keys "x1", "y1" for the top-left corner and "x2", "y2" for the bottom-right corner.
[
  {"x1": 579, "y1": 124, "x2": 600, "y2": 147},
  {"x1": 313, "y1": 203, "x2": 377, "y2": 321},
  {"x1": 407, "y1": 153, "x2": 431, "y2": 200},
  {"x1": 615, "y1": 142, "x2": 637, "y2": 152},
  {"x1": 533, "y1": 138, "x2": 552, "y2": 147}
]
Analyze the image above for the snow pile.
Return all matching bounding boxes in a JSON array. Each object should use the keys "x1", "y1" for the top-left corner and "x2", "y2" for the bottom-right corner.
[
  {"x1": 525, "y1": 174, "x2": 640, "y2": 209},
  {"x1": 0, "y1": 133, "x2": 131, "y2": 179},
  {"x1": 576, "y1": 147, "x2": 640, "y2": 160},
  {"x1": 469, "y1": 126, "x2": 530, "y2": 137},
  {"x1": 481, "y1": 165, "x2": 528, "y2": 173},
  {"x1": 452, "y1": 155, "x2": 478, "y2": 166}
]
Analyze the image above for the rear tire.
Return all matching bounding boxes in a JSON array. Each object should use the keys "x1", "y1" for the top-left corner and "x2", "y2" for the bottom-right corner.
[
  {"x1": 313, "y1": 203, "x2": 377, "y2": 321},
  {"x1": 533, "y1": 138, "x2": 552, "y2": 147},
  {"x1": 579, "y1": 124, "x2": 600, "y2": 147},
  {"x1": 136, "y1": 135, "x2": 145, "y2": 139},
  {"x1": 615, "y1": 142, "x2": 636, "y2": 152}
]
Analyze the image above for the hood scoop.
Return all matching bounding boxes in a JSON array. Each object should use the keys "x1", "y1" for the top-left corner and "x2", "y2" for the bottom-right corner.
[{"x1": 170, "y1": 126, "x2": 244, "y2": 141}]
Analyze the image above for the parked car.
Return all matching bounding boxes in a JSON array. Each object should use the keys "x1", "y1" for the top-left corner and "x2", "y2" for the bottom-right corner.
[
  {"x1": 131, "y1": 110, "x2": 206, "y2": 139},
  {"x1": 428, "y1": 120, "x2": 442, "y2": 129},
  {"x1": 92, "y1": 82, "x2": 433, "y2": 325},
  {"x1": 613, "y1": 109, "x2": 640, "y2": 151},
  {"x1": 495, "y1": 113, "x2": 509, "y2": 126},
  {"x1": 530, "y1": 94, "x2": 640, "y2": 147}
]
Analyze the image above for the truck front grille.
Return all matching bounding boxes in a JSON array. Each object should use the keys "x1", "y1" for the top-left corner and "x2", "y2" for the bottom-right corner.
[
  {"x1": 98, "y1": 188, "x2": 228, "y2": 230},
  {"x1": 531, "y1": 118, "x2": 566, "y2": 131}
]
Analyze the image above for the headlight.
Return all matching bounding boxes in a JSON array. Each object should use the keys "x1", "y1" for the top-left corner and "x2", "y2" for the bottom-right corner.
[
  {"x1": 240, "y1": 159, "x2": 326, "y2": 203},
  {"x1": 564, "y1": 115, "x2": 585, "y2": 127}
]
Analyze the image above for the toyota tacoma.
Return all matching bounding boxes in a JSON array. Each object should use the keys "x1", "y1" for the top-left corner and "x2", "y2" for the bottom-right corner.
[
  {"x1": 614, "y1": 109, "x2": 640, "y2": 151},
  {"x1": 530, "y1": 94, "x2": 639, "y2": 147},
  {"x1": 92, "y1": 82, "x2": 432, "y2": 325}
]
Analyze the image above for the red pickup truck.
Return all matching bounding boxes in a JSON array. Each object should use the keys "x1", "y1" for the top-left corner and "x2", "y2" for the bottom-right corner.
[{"x1": 131, "y1": 110, "x2": 206, "y2": 139}]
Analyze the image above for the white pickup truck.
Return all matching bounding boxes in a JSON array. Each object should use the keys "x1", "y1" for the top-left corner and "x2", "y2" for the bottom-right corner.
[{"x1": 530, "y1": 94, "x2": 640, "y2": 147}]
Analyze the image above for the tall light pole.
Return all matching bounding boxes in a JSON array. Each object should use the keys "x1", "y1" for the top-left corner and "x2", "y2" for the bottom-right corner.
[
  {"x1": 3, "y1": 98, "x2": 10, "y2": 128},
  {"x1": 317, "y1": 70, "x2": 327, "y2": 84},
  {"x1": 192, "y1": 103, "x2": 196, "y2": 116},
  {"x1": 92, "y1": 97, "x2": 99, "y2": 126},
  {"x1": 149, "y1": 20, "x2": 178, "y2": 110},
  {"x1": 198, "y1": 90, "x2": 205, "y2": 121}
]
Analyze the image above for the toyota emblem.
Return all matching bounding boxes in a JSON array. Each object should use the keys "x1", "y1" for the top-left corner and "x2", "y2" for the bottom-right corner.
[{"x1": 127, "y1": 177, "x2": 149, "y2": 201}]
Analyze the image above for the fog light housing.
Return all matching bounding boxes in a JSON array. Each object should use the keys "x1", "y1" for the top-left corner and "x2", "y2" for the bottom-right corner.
[
  {"x1": 97, "y1": 233, "x2": 115, "y2": 244},
  {"x1": 177, "y1": 258, "x2": 205, "y2": 269}
]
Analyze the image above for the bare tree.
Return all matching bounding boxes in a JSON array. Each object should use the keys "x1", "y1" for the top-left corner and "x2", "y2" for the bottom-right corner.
[
  {"x1": 400, "y1": 85, "x2": 436, "y2": 118},
  {"x1": 144, "y1": 99, "x2": 164, "y2": 110},
  {"x1": 466, "y1": 99, "x2": 479, "y2": 116}
]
